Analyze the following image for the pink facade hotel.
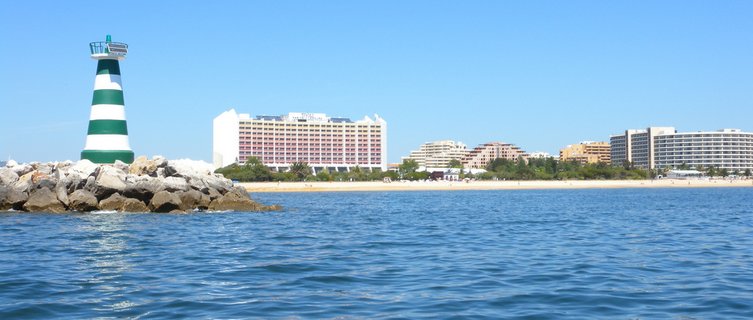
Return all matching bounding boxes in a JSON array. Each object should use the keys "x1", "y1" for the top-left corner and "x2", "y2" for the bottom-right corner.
[{"x1": 213, "y1": 109, "x2": 387, "y2": 172}]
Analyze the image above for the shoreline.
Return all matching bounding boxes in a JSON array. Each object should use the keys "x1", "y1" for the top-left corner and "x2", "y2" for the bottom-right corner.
[{"x1": 241, "y1": 179, "x2": 753, "y2": 193}]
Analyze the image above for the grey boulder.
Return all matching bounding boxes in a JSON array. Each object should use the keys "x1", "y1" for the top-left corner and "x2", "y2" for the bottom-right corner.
[
  {"x1": 177, "y1": 189, "x2": 210, "y2": 211},
  {"x1": 122, "y1": 198, "x2": 149, "y2": 212},
  {"x1": 93, "y1": 166, "x2": 127, "y2": 200},
  {"x1": 2, "y1": 187, "x2": 28, "y2": 210},
  {"x1": 149, "y1": 191, "x2": 182, "y2": 213},
  {"x1": 55, "y1": 178, "x2": 70, "y2": 206},
  {"x1": 0, "y1": 186, "x2": 10, "y2": 210},
  {"x1": 23, "y1": 188, "x2": 66, "y2": 213},
  {"x1": 124, "y1": 178, "x2": 164, "y2": 203},
  {"x1": 99, "y1": 193, "x2": 128, "y2": 211},
  {"x1": 208, "y1": 186, "x2": 264, "y2": 212},
  {"x1": 163, "y1": 176, "x2": 189, "y2": 192},
  {"x1": 69, "y1": 159, "x2": 98, "y2": 179},
  {"x1": 0, "y1": 168, "x2": 19, "y2": 185},
  {"x1": 68, "y1": 190, "x2": 99, "y2": 212}
]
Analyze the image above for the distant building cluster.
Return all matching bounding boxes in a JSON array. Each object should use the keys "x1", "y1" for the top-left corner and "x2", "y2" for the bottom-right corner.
[
  {"x1": 610, "y1": 127, "x2": 753, "y2": 170},
  {"x1": 400, "y1": 140, "x2": 529, "y2": 170},
  {"x1": 399, "y1": 127, "x2": 753, "y2": 173},
  {"x1": 212, "y1": 109, "x2": 753, "y2": 173},
  {"x1": 213, "y1": 109, "x2": 387, "y2": 172},
  {"x1": 559, "y1": 141, "x2": 611, "y2": 165}
]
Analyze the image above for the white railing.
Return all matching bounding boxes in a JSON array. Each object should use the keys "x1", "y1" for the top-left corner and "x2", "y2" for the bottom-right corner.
[{"x1": 89, "y1": 41, "x2": 128, "y2": 56}]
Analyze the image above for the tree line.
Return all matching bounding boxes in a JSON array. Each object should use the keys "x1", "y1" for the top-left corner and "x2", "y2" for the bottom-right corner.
[
  {"x1": 656, "y1": 162, "x2": 751, "y2": 178},
  {"x1": 215, "y1": 156, "x2": 669, "y2": 182},
  {"x1": 215, "y1": 157, "x2": 397, "y2": 182},
  {"x1": 480, "y1": 157, "x2": 647, "y2": 180}
]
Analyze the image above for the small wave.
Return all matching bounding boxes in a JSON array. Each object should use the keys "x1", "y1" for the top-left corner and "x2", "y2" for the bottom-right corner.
[
  {"x1": 89, "y1": 210, "x2": 119, "y2": 214},
  {"x1": 202, "y1": 210, "x2": 235, "y2": 214}
]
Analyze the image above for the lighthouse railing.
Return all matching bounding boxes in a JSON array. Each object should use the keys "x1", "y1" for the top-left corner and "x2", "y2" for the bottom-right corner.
[{"x1": 89, "y1": 41, "x2": 128, "y2": 56}]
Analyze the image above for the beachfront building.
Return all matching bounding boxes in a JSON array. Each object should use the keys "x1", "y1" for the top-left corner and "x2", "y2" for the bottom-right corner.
[
  {"x1": 609, "y1": 127, "x2": 675, "y2": 169},
  {"x1": 559, "y1": 141, "x2": 611, "y2": 165},
  {"x1": 529, "y1": 152, "x2": 554, "y2": 159},
  {"x1": 462, "y1": 142, "x2": 528, "y2": 169},
  {"x1": 401, "y1": 140, "x2": 469, "y2": 168},
  {"x1": 213, "y1": 109, "x2": 387, "y2": 172},
  {"x1": 610, "y1": 127, "x2": 753, "y2": 171}
]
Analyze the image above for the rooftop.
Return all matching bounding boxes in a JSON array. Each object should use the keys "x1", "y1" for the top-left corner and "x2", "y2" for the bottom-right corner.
[
  {"x1": 611, "y1": 127, "x2": 751, "y2": 137},
  {"x1": 235, "y1": 111, "x2": 385, "y2": 124}
]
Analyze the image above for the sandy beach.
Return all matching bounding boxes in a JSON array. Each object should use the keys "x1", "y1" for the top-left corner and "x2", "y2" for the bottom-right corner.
[{"x1": 241, "y1": 179, "x2": 753, "y2": 192}]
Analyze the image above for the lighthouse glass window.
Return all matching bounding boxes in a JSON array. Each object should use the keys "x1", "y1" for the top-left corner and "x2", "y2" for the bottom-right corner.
[{"x1": 107, "y1": 43, "x2": 128, "y2": 55}]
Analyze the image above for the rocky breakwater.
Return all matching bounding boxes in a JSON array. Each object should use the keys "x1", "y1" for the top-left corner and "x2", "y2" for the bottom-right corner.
[{"x1": 0, "y1": 156, "x2": 281, "y2": 213}]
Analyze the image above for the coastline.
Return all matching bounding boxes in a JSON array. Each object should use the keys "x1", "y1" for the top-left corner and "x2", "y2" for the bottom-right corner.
[{"x1": 241, "y1": 179, "x2": 753, "y2": 193}]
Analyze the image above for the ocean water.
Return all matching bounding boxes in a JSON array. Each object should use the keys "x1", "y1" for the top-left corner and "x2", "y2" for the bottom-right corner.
[{"x1": 1, "y1": 188, "x2": 753, "y2": 319}]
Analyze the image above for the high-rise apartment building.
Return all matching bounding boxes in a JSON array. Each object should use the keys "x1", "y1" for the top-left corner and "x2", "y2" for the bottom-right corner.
[
  {"x1": 560, "y1": 141, "x2": 611, "y2": 165},
  {"x1": 462, "y1": 142, "x2": 528, "y2": 169},
  {"x1": 610, "y1": 127, "x2": 753, "y2": 170},
  {"x1": 401, "y1": 140, "x2": 469, "y2": 168},
  {"x1": 609, "y1": 127, "x2": 675, "y2": 169},
  {"x1": 213, "y1": 109, "x2": 387, "y2": 172}
]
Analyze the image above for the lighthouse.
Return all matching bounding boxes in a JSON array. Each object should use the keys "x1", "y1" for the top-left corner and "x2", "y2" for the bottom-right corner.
[{"x1": 81, "y1": 35, "x2": 134, "y2": 164}]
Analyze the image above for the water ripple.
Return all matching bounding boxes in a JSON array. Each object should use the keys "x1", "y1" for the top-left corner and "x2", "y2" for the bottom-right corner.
[{"x1": 1, "y1": 188, "x2": 753, "y2": 318}]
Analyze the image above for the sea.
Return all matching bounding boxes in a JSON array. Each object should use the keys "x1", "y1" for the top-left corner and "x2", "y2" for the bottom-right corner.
[{"x1": 1, "y1": 188, "x2": 752, "y2": 319}]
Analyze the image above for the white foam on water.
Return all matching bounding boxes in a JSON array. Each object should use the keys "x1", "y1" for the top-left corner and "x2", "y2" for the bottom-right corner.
[
  {"x1": 89, "y1": 210, "x2": 119, "y2": 214},
  {"x1": 203, "y1": 210, "x2": 234, "y2": 214}
]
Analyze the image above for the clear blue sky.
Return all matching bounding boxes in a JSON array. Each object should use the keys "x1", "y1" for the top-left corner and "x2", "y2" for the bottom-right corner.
[{"x1": 2, "y1": 1, "x2": 752, "y2": 163}]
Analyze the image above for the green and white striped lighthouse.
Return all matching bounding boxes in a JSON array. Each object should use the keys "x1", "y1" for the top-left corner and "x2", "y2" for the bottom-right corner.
[{"x1": 81, "y1": 35, "x2": 134, "y2": 164}]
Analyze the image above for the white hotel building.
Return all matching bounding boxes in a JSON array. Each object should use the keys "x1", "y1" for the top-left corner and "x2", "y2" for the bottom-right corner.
[
  {"x1": 213, "y1": 109, "x2": 387, "y2": 172},
  {"x1": 610, "y1": 127, "x2": 753, "y2": 171},
  {"x1": 401, "y1": 140, "x2": 469, "y2": 168}
]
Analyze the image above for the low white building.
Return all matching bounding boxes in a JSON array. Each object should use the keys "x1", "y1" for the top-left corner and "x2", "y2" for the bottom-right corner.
[
  {"x1": 529, "y1": 151, "x2": 554, "y2": 159},
  {"x1": 422, "y1": 167, "x2": 487, "y2": 181},
  {"x1": 666, "y1": 170, "x2": 706, "y2": 179}
]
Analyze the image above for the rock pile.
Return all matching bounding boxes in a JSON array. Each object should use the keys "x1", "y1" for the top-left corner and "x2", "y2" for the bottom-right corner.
[{"x1": 0, "y1": 156, "x2": 281, "y2": 213}]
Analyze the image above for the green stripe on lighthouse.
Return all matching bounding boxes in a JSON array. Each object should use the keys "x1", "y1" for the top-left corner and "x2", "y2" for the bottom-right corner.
[
  {"x1": 87, "y1": 120, "x2": 128, "y2": 135},
  {"x1": 92, "y1": 89, "x2": 125, "y2": 105},
  {"x1": 96, "y1": 59, "x2": 121, "y2": 75},
  {"x1": 81, "y1": 150, "x2": 134, "y2": 164}
]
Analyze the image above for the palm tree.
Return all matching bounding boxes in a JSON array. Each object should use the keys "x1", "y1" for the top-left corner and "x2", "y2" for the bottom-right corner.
[
  {"x1": 348, "y1": 166, "x2": 363, "y2": 181},
  {"x1": 289, "y1": 162, "x2": 311, "y2": 181}
]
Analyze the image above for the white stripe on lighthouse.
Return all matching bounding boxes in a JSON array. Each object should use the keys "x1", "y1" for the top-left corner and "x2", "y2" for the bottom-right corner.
[
  {"x1": 89, "y1": 105, "x2": 126, "y2": 120},
  {"x1": 83, "y1": 134, "x2": 132, "y2": 150},
  {"x1": 93, "y1": 74, "x2": 123, "y2": 91}
]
